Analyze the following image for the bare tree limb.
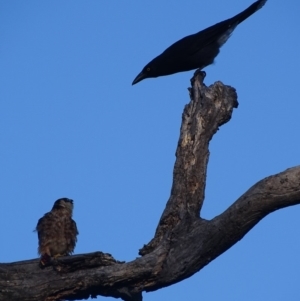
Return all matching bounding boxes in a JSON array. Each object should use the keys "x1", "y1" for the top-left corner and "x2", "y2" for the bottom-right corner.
[{"x1": 1, "y1": 71, "x2": 299, "y2": 301}]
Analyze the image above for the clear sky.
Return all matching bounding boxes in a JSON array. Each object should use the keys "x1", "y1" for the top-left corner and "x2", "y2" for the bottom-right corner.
[{"x1": 1, "y1": 1, "x2": 299, "y2": 300}]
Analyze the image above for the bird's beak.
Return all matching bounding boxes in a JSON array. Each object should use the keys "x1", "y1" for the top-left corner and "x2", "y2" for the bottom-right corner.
[{"x1": 132, "y1": 71, "x2": 147, "y2": 85}]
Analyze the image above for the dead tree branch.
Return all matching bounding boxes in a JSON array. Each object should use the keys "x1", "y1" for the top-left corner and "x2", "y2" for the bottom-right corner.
[{"x1": 1, "y1": 71, "x2": 299, "y2": 301}]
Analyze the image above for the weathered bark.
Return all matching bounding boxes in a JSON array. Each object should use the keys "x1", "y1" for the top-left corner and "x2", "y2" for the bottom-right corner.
[{"x1": 1, "y1": 71, "x2": 299, "y2": 301}]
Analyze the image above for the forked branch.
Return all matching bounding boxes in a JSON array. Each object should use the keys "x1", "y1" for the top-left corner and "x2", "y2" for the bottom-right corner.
[{"x1": 1, "y1": 71, "x2": 299, "y2": 301}]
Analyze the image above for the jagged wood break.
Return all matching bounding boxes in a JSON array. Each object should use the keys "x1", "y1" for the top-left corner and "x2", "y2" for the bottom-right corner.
[{"x1": 1, "y1": 71, "x2": 299, "y2": 301}]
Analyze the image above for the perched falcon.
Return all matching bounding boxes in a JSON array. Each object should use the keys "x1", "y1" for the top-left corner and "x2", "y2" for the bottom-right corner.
[{"x1": 36, "y1": 198, "x2": 78, "y2": 265}]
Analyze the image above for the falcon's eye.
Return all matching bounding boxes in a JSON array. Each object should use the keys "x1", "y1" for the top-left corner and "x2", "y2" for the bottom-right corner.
[{"x1": 146, "y1": 67, "x2": 151, "y2": 72}]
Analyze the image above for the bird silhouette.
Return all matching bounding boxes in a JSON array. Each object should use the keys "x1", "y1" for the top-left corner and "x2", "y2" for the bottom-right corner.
[{"x1": 132, "y1": 0, "x2": 267, "y2": 85}]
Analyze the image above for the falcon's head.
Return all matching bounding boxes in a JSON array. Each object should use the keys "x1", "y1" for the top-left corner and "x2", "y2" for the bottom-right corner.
[{"x1": 51, "y1": 198, "x2": 74, "y2": 212}]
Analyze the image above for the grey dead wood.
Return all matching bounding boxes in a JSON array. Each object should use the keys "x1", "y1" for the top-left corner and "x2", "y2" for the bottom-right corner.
[{"x1": 1, "y1": 71, "x2": 299, "y2": 301}]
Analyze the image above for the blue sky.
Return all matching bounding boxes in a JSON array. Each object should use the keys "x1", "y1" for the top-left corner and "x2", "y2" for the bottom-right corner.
[{"x1": 0, "y1": 1, "x2": 299, "y2": 300}]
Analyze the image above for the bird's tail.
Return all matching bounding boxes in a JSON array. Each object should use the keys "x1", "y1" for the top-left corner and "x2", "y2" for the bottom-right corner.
[
  {"x1": 231, "y1": 0, "x2": 267, "y2": 25},
  {"x1": 202, "y1": 0, "x2": 267, "y2": 49}
]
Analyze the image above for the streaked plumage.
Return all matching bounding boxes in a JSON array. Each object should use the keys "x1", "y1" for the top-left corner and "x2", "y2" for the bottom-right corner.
[{"x1": 36, "y1": 198, "x2": 78, "y2": 265}]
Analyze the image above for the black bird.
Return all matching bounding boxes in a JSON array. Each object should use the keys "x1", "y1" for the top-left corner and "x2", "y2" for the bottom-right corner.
[{"x1": 132, "y1": 0, "x2": 267, "y2": 85}]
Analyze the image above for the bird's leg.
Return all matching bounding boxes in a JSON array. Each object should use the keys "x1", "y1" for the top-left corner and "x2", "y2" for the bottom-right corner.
[
  {"x1": 189, "y1": 69, "x2": 206, "y2": 99},
  {"x1": 39, "y1": 253, "x2": 66, "y2": 268},
  {"x1": 39, "y1": 253, "x2": 51, "y2": 267},
  {"x1": 53, "y1": 253, "x2": 64, "y2": 258},
  {"x1": 190, "y1": 69, "x2": 206, "y2": 84}
]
